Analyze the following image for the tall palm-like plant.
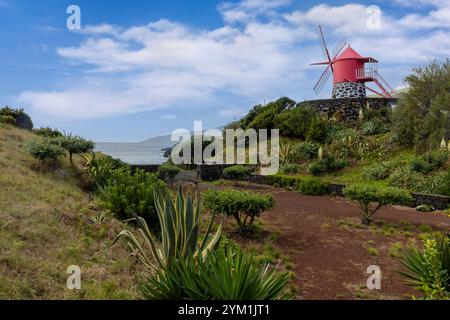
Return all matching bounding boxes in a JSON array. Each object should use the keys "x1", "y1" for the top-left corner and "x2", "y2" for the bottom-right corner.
[{"x1": 113, "y1": 187, "x2": 222, "y2": 272}]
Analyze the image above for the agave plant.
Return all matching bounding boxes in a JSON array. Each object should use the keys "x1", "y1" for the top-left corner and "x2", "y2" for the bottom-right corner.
[
  {"x1": 397, "y1": 233, "x2": 450, "y2": 300},
  {"x1": 113, "y1": 187, "x2": 222, "y2": 272},
  {"x1": 141, "y1": 245, "x2": 295, "y2": 300},
  {"x1": 279, "y1": 140, "x2": 292, "y2": 165}
]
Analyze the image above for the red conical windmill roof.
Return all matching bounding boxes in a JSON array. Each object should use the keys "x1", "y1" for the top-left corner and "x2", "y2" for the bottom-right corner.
[{"x1": 336, "y1": 46, "x2": 363, "y2": 60}]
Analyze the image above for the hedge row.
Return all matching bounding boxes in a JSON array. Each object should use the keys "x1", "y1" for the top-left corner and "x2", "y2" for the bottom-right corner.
[{"x1": 265, "y1": 174, "x2": 331, "y2": 196}]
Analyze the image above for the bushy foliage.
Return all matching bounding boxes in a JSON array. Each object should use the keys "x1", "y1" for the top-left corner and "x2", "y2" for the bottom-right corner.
[
  {"x1": 308, "y1": 155, "x2": 347, "y2": 176},
  {"x1": 203, "y1": 189, "x2": 274, "y2": 233},
  {"x1": 264, "y1": 175, "x2": 331, "y2": 195},
  {"x1": 280, "y1": 163, "x2": 299, "y2": 175},
  {"x1": 410, "y1": 151, "x2": 448, "y2": 174},
  {"x1": 273, "y1": 104, "x2": 316, "y2": 139},
  {"x1": 157, "y1": 163, "x2": 181, "y2": 183},
  {"x1": 222, "y1": 165, "x2": 253, "y2": 181},
  {"x1": 248, "y1": 97, "x2": 296, "y2": 131},
  {"x1": 0, "y1": 106, "x2": 33, "y2": 130},
  {"x1": 82, "y1": 154, "x2": 126, "y2": 189},
  {"x1": 306, "y1": 116, "x2": 328, "y2": 143},
  {"x1": 265, "y1": 174, "x2": 300, "y2": 190},
  {"x1": 288, "y1": 142, "x2": 320, "y2": 163},
  {"x1": 59, "y1": 133, "x2": 95, "y2": 164},
  {"x1": 297, "y1": 177, "x2": 330, "y2": 196},
  {"x1": 398, "y1": 234, "x2": 450, "y2": 300},
  {"x1": 25, "y1": 138, "x2": 65, "y2": 168},
  {"x1": 140, "y1": 245, "x2": 294, "y2": 300},
  {"x1": 343, "y1": 184, "x2": 413, "y2": 225},
  {"x1": 421, "y1": 170, "x2": 450, "y2": 196},
  {"x1": 0, "y1": 115, "x2": 16, "y2": 126},
  {"x1": 361, "y1": 121, "x2": 389, "y2": 136},
  {"x1": 363, "y1": 161, "x2": 397, "y2": 181},
  {"x1": 33, "y1": 127, "x2": 63, "y2": 138},
  {"x1": 393, "y1": 60, "x2": 450, "y2": 152},
  {"x1": 328, "y1": 128, "x2": 362, "y2": 159},
  {"x1": 389, "y1": 167, "x2": 424, "y2": 191},
  {"x1": 99, "y1": 169, "x2": 166, "y2": 231}
]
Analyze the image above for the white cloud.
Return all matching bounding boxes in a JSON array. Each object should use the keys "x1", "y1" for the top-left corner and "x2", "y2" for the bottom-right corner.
[{"x1": 18, "y1": 0, "x2": 450, "y2": 120}]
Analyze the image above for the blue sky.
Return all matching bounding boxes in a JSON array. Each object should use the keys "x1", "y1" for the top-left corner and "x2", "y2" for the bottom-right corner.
[{"x1": 1, "y1": 0, "x2": 449, "y2": 142}]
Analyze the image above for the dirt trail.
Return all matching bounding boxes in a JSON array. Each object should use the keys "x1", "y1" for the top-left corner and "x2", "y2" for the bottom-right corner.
[{"x1": 200, "y1": 183, "x2": 450, "y2": 300}]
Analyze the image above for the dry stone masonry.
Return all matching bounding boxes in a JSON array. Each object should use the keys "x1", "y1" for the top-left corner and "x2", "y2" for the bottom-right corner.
[{"x1": 332, "y1": 82, "x2": 367, "y2": 99}]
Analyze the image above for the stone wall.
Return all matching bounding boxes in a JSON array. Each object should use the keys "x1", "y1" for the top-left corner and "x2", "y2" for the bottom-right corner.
[
  {"x1": 332, "y1": 82, "x2": 366, "y2": 99},
  {"x1": 297, "y1": 97, "x2": 398, "y2": 122},
  {"x1": 412, "y1": 193, "x2": 450, "y2": 210}
]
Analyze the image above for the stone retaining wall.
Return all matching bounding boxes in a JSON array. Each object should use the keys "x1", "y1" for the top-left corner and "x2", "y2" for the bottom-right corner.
[{"x1": 297, "y1": 97, "x2": 398, "y2": 122}]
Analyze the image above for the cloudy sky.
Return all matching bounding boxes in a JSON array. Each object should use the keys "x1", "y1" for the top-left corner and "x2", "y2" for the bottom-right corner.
[{"x1": 0, "y1": 0, "x2": 449, "y2": 141}]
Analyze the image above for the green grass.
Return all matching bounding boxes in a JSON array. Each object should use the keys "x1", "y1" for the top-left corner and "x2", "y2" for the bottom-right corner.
[{"x1": 0, "y1": 126, "x2": 140, "y2": 299}]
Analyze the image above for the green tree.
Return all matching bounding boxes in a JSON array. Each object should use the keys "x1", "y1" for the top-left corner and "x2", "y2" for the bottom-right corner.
[
  {"x1": 393, "y1": 60, "x2": 450, "y2": 152},
  {"x1": 247, "y1": 97, "x2": 295, "y2": 130},
  {"x1": 343, "y1": 185, "x2": 413, "y2": 225},
  {"x1": 274, "y1": 104, "x2": 316, "y2": 139},
  {"x1": 59, "y1": 133, "x2": 95, "y2": 164}
]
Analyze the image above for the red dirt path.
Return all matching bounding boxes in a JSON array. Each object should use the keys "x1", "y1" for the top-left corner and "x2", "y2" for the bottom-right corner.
[{"x1": 200, "y1": 183, "x2": 450, "y2": 300}]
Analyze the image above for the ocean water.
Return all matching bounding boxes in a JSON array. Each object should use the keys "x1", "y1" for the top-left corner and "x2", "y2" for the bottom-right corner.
[{"x1": 95, "y1": 142, "x2": 169, "y2": 165}]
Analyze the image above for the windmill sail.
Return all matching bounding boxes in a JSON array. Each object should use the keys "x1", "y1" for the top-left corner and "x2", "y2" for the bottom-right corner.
[
  {"x1": 332, "y1": 38, "x2": 347, "y2": 59},
  {"x1": 313, "y1": 65, "x2": 332, "y2": 95},
  {"x1": 317, "y1": 25, "x2": 331, "y2": 63}
]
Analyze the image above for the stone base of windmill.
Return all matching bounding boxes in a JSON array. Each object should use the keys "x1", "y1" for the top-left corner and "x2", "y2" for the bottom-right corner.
[{"x1": 332, "y1": 82, "x2": 367, "y2": 99}]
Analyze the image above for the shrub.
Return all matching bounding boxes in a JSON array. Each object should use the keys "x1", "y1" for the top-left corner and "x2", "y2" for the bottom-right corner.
[
  {"x1": 59, "y1": 133, "x2": 95, "y2": 164},
  {"x1": 0, "y1": 107, "x2": 33, "y2": 130},
  {"x1": 280, "y1": 163, "x2": 299, "y2": 175},
  {"x1": 343, "y1": 184, "x2": 413, "y2": 225},
  {"x1": 361, "y1": 121, "x2": 389, "y2": 136},
  {"x1": 0, "y1": 115, "x2": 16, "y2": 126},
  {"x1": 265, "y1": 174, "x2": 299, "y2": 190},
  {"x1": 411, "y1": 151, "x2": 448, "y2": 174},
  {"x1": 363, "y1": 161, "x2": 396, "y2": 181},
  {"x1": 306, "y1": 116, "x2": 328, "y2": 143},
  {"x1": 222, "y1": 165, "x2": 253, "y2": 181},
  {"x1": 157, "y1": 163, "x2": 181, "y2": 183},
  {"x1": 329, "y1": 129, "x2": 362, "y2": 159},
  {"x1": 99, "y1": 169, "x2": 165, "y2": 231},
  {"x1": 25, "y1": 138, "x2": 65, "y2": 168},
  {"x1": 273, "y1": 103, "x2": 315, "y2": 139},
  {"x1": 297, "y1": 177, "x2": 330, "y2": 196},
  {"x1": 203, "y1": 189, "x2": 274, "y2": 234},
  {"x1": 307, "y1": 162, "x2": 324, "y2": 177},
  {"x1": 288, "y1": 142, "x2": 319, "y2": 163},
  {"x1": 389, "y1": 167, "x2": 425, "y2": 191},
  {"x1": 421, "y1": 170, "x2": 450, "y2": 196},
  {"x1": 82, "y1": 154, "x2": 126, "y2": 189},
  {"x1": 397, "y1": 234, "x2": 450, "y2": 300},
  {"x1": 140, "y1": 245, "x2": 294, "y2": 300},
  {"x1": 113, "y1": 187, "x2": 222, "y2": 272},
  {"x1": 308, "y1": 155, "x2": 347, "y2": 176},
  {"x1": 33, "y1": 127, "x2": 63, "y2": 138}
]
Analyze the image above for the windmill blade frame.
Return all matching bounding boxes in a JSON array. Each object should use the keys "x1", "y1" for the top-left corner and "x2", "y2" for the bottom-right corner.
[
  {"x1": 332, "y1": 38, "x2": 347, "y2": 59},
  {"x1": 313, "y1": 65, "x2": 332, "y2": 95}
]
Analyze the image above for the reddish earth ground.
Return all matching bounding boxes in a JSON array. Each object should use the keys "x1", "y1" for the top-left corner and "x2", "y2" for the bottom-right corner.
[{"x1": 199, "y1": 183, "x2": 450, "y2": 300}]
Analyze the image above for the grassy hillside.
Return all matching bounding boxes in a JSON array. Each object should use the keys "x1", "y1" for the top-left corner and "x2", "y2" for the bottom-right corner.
[{"x1": 0, "y1": 124, "x2": 139, "y2": 299}]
